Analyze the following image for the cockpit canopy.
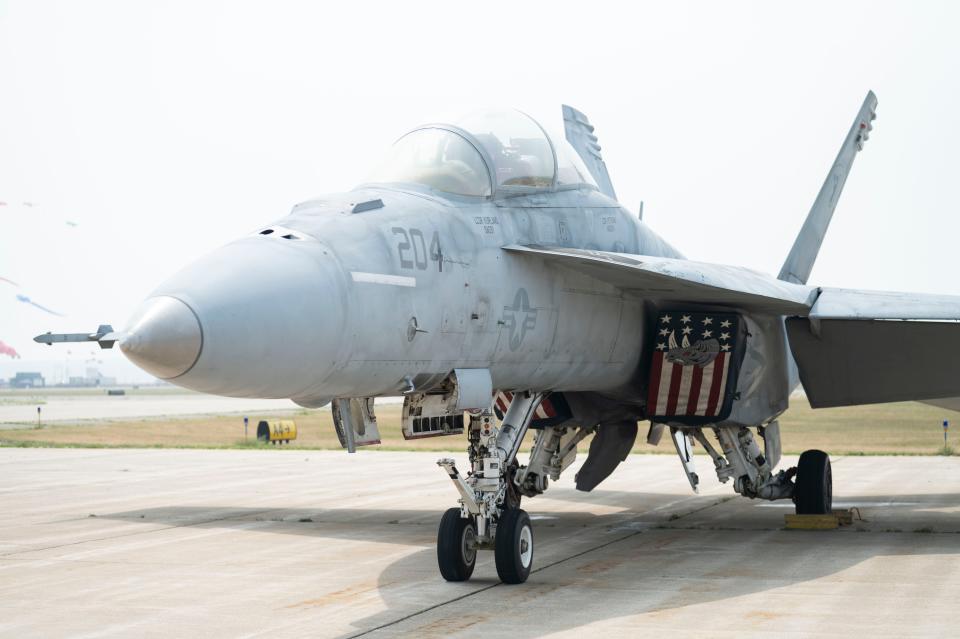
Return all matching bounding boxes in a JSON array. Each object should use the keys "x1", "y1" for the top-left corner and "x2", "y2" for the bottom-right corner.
[{"x1": 365, "y1": 109, "x2": 598, "y2": 198}]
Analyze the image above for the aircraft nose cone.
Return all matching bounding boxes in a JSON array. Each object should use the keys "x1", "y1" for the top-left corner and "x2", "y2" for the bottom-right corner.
[{"x1": 120, "y1": 296, "x2": 202, "y2": 379}]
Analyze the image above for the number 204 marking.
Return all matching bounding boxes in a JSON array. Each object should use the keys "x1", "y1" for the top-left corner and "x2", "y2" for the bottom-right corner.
[{"x1": 392, "y1": 227, "x2": 441, "y2": 271}]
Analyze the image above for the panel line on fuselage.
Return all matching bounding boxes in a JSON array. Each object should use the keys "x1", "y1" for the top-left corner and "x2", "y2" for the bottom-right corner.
[{"x1": 350, "y1": 271, "x2": 417, "y2": 287}]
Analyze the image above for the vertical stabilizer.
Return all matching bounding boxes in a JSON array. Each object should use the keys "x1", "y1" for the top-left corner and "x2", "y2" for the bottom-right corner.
[
  {"x1": 778, "y1": 91, "x2": 877, "y2": 285},
  {"x1": 562, "y1": 105, "x2": 617, "y2": 200}
]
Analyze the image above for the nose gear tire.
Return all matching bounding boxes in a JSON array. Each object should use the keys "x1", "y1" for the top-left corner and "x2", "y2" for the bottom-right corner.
[
  {"x1": 495, "y1": 508, "x2": 533, "y2": 584},
  {"x1": 437, "y1": 508, "x2": 477, "y2": 581}
]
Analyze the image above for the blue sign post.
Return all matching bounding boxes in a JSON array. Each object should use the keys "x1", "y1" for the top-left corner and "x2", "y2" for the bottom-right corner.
[
  {"x1": 944, "y1": 420, "x2": 949, "y2": 447},
  {"x1": 244, "y1": 416, "x2": 249, "y2": 441}
]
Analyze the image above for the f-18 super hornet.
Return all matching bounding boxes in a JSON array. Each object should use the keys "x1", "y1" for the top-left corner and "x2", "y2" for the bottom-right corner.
[{"x1": 37, "y1": 92, "x2": 960, "y2": 583}]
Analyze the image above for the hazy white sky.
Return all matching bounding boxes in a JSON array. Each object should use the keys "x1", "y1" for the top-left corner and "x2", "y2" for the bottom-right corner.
[{"x1": 1, "y1": 1, "x2": 959, "y2": 382}]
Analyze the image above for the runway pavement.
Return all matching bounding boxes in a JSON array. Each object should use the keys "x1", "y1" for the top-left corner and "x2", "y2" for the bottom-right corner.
[{"x1": 0, "y1": 449, "x2": 958, "y2": 638}]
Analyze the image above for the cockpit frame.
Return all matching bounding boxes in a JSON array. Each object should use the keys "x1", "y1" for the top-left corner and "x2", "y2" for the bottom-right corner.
[{"x1": 362, "y1": 110, "x2": 597, "y2": 200}]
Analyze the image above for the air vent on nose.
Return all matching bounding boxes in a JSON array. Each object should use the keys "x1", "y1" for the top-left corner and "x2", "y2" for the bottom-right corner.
[
  {"x1": 253, "y1": 226, "x2": 311, "y2": 240},
  {"x1": 351, "y1": 199, "x2": 384, "y2": 214}
]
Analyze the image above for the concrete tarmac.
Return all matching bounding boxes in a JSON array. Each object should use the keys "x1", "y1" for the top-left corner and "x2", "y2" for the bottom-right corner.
[{"x1": 1, "y1": 449, "x2": 958, "y2": 638}]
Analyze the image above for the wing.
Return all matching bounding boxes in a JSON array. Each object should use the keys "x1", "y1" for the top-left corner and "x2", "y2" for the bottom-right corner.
[
  {"x1": 921, "y1": 397, "x2": 960, "y2": 413},
  {"x1": 505, "y1": 245, "x2": 960, "y2": 409},
  {"x1": 786, "y1": 287, "x2": 960, "y2": 407},
  {"x1": 502, "y1": 245, "x2": 816, "y2": 314}
]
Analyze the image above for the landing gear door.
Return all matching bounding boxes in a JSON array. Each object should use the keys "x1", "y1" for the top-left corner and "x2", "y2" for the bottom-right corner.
[
  {"x1": 332, "y1": 398, "x2": 381, "y2": 453},
  {"x1": 670, "y1": 427, "x2": 699, "y2": 493},
  {"x1": 401, "y1": 394, "x2": 465, "y2": 439},
  {"x1": 401, "y1": 368, "x2": 491, "y2": 439},
  {"x1": 452, "y1": 368, "x2": 492, "y2": 411}
]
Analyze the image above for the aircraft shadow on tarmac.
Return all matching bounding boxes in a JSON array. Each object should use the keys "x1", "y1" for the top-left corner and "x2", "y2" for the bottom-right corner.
[{"x1": 102, "y1": 488, "x2": 960, "y2": 637}]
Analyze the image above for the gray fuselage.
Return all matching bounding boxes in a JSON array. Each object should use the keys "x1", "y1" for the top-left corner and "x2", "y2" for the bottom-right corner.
[{"x1": 146, "y1": 184, "x2": 682, "y2": 407}]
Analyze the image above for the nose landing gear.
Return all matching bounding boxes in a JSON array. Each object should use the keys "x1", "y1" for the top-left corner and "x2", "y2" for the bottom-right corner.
[
  {"x1": 436, "y1": 392, "x2": 546, "y2": 584},
  {"x1": 494, "y1": 508, "x2": 534, "y2": 584},
  {"x1": 436, "y1": 508, "x2": 477, "y2": 582},
  {"x1": 436, "y1": 507, "x2": 534, "y2": 584}
]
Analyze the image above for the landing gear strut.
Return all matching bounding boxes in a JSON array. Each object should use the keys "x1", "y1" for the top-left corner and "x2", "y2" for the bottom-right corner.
[
  {"x1": 663, "y1": 421, "x2": 832, "y2": 514},
  {"x1": 436, "y1": 392, "x2": 563, "y2": 584}
]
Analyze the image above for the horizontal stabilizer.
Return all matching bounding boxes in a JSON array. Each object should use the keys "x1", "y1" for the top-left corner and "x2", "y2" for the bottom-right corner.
[
  {"x1": 922, "y1": 397, "x2": 960, "y2": 413},
  {"x1": 810, "y1": 287, "x2": 960, "y2": 321},
  {"x1": 503, "y1": 245, "x2": 816, "y2": 314},
  {"x1": 787, "y1": 318, "x2": 960, "y2": 407},
  {"x1": 788, "y1": 286, "x2": 960, "y2": 407}
]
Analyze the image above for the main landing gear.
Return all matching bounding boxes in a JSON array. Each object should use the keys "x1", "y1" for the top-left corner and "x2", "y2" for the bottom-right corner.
[
  {"x1": 660, "y1": 421, "x2": 832, "y2": 515},
  {"x1": 436, "y1": 392, "x2": 587, "y2": 584},
  {"x1": 794, "y1": 449, "x2": 832, "y2": 514}
]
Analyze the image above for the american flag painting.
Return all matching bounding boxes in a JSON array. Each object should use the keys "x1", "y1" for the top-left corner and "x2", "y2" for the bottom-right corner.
[
  {"x1": 493, "y1": 391, "x2": 571, "y2": 428},
  {"x1": 647, "y1": 311, "x2": 744, "y2": 423}
]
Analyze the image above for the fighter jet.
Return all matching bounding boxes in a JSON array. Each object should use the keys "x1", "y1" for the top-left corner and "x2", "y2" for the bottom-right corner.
[{"x1": 35, "y1": 92, "x2": 960, "y2": 584}]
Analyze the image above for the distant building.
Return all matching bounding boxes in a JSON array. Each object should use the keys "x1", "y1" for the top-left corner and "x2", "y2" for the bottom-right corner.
[
  {"x1": 10, "y1": 372, "x2": 45, "y2": 388},
  {"x1": 66, "y1": 367, "x2": 117, "y2": 388}
]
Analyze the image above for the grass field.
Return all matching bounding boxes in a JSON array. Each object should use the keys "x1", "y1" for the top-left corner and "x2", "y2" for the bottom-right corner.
[{"x1": 0, "y1": 397, "x2": 955, "y2": 455}]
